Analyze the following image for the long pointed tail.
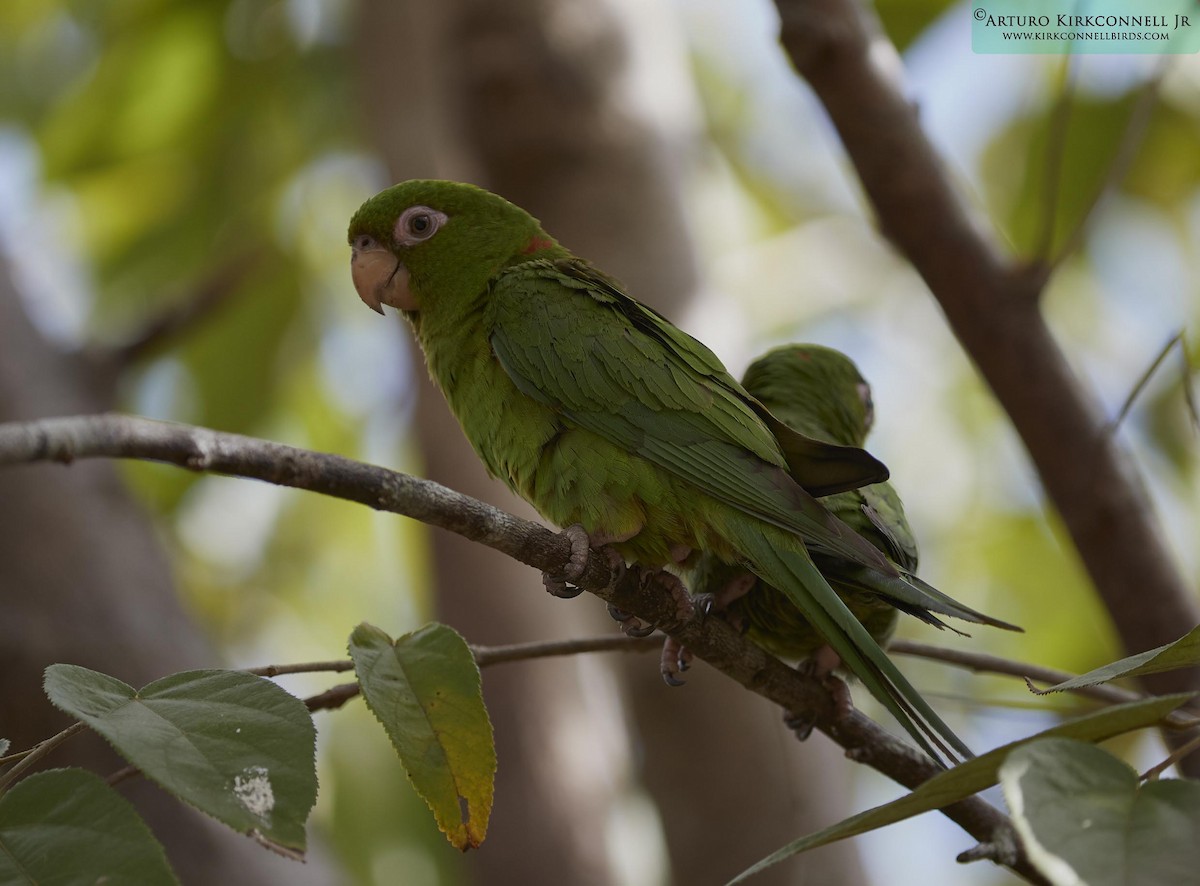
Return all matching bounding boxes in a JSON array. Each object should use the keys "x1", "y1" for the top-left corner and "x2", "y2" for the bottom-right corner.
[{"x1": 720, "y1": 515, "x2": 972, "y2": 765}]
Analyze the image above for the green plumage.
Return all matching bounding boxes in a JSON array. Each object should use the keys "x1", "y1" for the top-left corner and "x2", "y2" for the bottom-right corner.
[
  {"x1": 347, "y1": 180, "x2": 1016, "y2": 764},
  {"x1": 693, "y1": 344, "x2": 985, "y2": 663}
]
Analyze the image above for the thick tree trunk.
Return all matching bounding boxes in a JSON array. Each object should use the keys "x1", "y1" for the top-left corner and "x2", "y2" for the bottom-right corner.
[{"x1": 354, "y1": 0, "x2": 868, "y2": 882}]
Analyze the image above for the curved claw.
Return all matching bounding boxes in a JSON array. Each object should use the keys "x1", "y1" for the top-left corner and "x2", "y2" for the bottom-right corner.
[
  {"x1": 662, "y1": 670, "x2": 687, "y2": 688},
  {"x1": 543, "y1": 576, "x2": 585, "y2": 599},
  {"x1": 783, "y1": 710, "x2": 816, "y2": 741},
  {"x1": 785, "y1": 653, "x2": 855, "y2": 741},
  {"x1": 607, "y1": 603, "x2": 656, "y2": 638},
  {"x1": 607, "y1": 603, "x2": 632, "y2": 623},
  {"x1": 659, "y1": 636, "x2": 694, "y2": 686}
]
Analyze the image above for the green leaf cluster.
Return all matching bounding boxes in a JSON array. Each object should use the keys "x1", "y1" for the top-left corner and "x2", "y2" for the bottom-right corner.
[{"x1": 1, "y1": 622, "x2": 495, "y2": 880}]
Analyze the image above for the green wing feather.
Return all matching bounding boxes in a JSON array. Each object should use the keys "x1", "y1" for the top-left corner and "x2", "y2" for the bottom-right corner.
[
  {"x1": 486, "y1": 258, "x2": 970, "y2": 762},
  {"x1": 487, "y1": 260, "x2": 901, "y2": 571},
  {"x1": 510, "y1": 259, "x2": 889, "y2": 495}
]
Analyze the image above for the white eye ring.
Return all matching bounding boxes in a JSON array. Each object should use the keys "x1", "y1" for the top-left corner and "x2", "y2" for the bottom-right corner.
[{"x1": 395, "y1": 205, "x2": 447, "y2": 246}]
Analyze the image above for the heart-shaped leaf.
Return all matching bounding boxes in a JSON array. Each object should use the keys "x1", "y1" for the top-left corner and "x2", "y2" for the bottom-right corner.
[{"x1": 44, "y1": 665, "x2": 317, "y2": 855}]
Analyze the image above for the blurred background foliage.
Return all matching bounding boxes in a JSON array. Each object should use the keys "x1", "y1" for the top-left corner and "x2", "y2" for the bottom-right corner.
[{"x1": 1, "y1": 0, "x2": 1197, "y2": 884}]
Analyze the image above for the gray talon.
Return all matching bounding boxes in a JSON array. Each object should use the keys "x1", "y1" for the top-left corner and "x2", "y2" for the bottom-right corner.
[
  {"x1": 608, "y1": 603, "x2": 655, "y2": 638},
  {"x1": 783, "y1": 710, "x2": 815, "y2": 741},
  {"x1": 607, "y1": 603, "x2": 632, "y2": 623},
  {"x1": 543, "y1": 575, "x2": 585, "y2": 599},
  {"x1": 660, "y1": 636, "x2": 693, "y2": 686}
]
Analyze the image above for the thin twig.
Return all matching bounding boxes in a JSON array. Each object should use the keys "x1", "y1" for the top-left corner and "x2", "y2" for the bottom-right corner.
[
  {"x1": 0, "y1": 722, "x2": 88, "y2": 792},
  {"x1": 247, "y1": 660, "x2": 356, "y2": 677},
  {"x1": 471, "y1": 634, "x2": 662, "y2": 666},
  {"x1": 1142, "y1": 730, "x2": 1200, "y2": 781},
  {"x1": 1108, "y1": 330, "x2": 1186, "y2": 434},
  {"x1": 306, "y1": 682, "x2": 361, "y2": 712},
  {"x1": 107, "y1": 764, "x2": 141, "y2": 788},
  {"x1": 890, "y1": 640, "x2": 1199, "y2": 729},
  {"x1": 1184, "y1": 335, "x2": 1200, "y2": 435},
  {"x1": 248, "y1": 636, "x2": 661, "y2": 678}
]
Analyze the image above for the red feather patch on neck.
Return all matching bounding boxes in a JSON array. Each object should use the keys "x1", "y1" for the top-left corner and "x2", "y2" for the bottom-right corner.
[{"x1": 521, "y1": 236, "x2": 556, "y2": 255}]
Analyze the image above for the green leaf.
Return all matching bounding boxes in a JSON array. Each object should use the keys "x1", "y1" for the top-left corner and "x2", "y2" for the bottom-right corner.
[
  {"x1": 43, "y1": 665, "x2": 317, "y2": 855},
  {"x1": 1002, "y1": 739, "x2": 1200, "y2": 886},
  {"x1": 727, "y1": 693, "x2": 1192, "y2": 884},
  {"x1": 1043, "y1": 623, "x2": 1200, "y2": 692},
  {"x1": 0, "y1": 768, "x2": 178, "y2": 885},
  {"x1": 349, "y1": 622, "x2": 496, "y2": 850}
]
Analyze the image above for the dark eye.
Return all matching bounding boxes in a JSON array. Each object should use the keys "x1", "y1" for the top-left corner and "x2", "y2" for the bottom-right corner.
[{"x1": 395, "y1": 205, "x2": 446, "y2": 245}]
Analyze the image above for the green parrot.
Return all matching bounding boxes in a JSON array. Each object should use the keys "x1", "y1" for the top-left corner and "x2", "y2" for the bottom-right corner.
[
  {"x1": 347, "y1": 180, "x2": 1010, "y2": 763},
  {"x1": 689, "y1": 345, "x2": 1014, "y2": 695}
]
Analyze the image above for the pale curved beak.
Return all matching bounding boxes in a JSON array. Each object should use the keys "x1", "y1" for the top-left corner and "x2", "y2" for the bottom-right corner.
[{"x1": 350, "y1": 247, "x2": 414, "y2": 313}]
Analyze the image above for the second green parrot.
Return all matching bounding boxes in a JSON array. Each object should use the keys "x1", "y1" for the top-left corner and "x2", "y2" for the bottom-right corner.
[
  {"x1": 690, "y1": 344, "x2": 1013, "y2": 687},
  {"x1": 347, "y1": 180, "x2": 1015, "y2": 763}
]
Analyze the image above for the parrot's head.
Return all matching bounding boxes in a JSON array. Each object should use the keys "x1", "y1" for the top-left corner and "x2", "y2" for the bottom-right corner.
[
  {"x1": 347, "y1": 180, "x2": 561, "y2": 317},
  {"x1": 743, "y1": 344, "x2": 875, "y2": 447}
]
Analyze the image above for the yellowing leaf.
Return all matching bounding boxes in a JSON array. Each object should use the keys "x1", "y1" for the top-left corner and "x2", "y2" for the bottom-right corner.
[{"x1": 350, "y1": 622, "x2": 496, "y2": 850}]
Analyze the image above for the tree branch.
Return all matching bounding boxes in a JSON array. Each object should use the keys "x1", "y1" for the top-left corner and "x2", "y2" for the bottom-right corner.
[
  {"x1": 774, "y1": 0, "x2": 1200, "y2": 774},
  {"x1": 250, "y1": 636, "x2": 1200, "y2": 730},
  {"x1": 889, "y1": 640, "x2": 1199, "y2": 729},
  {"x1": 0, "y1": 722, "x2": 89, "y2": 792},
  {"x1": 470, "y1": 635, "x2": 663, "y2": 666},
  {"x1": 0, "y1": 412, "x2": 1044, "y2": 880}
]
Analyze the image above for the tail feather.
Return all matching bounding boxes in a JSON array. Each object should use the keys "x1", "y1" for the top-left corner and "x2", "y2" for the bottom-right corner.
[
  {"x1": 897, "y1": 570, "x2": 1023, "y2": 632},
  {"x1": 722, "y1": 516, "x2": 973, "y2": 765},
  {"x1": 827, "y1": 564, "x2": 1023, "y2": 633}
]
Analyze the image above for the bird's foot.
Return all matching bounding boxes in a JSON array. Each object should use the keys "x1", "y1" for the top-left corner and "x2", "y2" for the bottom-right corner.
[
  {"x1": 659, "y1": 636, "x2": 693, "y2": 687},
  {"x1": 693, "y1": 570, "x2": 754, "y2": 632},
  {"x1": 704, "y1": 570, "x2": 758, "y2": 612},
  {"x1": 784, "y1": 649, "x2": 854, "y2": 740},
  {"x1": 639, "y1": 568, "x2": 696, "y2": 627},
  {"x1": 606, "y1": 603, "x2": 656, "y2": 638},
  {"x1": 692, "y1": 593, "x2": 749, "y2": 634},
  {"x1": 782, "y1": 709, "x2": 817, "y2": 741},
  {"x1": 543, "y1": 525, "x2": 626, "y2": 598}
]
